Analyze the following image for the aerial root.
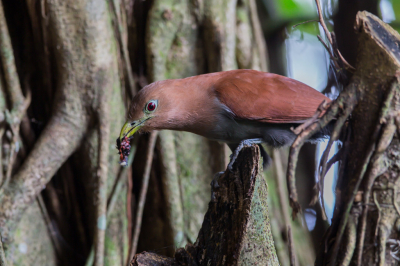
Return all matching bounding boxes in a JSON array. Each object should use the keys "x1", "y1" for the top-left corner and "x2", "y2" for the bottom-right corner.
[
  {"x1": 387, "y1": 239, "x2": 400, "y2": 261},
  {"x1": 93, "y1": 104, "x2": 111, "y2": 266},
  {"x1": 0, "y1": 233, "x2": 6, "y2": 266},
  {"x1": 0, "y1": 0, "x2": 32, "y2": 191},
  {"x1": 314, "y1": 0, "x2": 355, "y2": 73},
  {"x1": 316, "y1": 105, "x2": 351, "y2": 219},
  {"x1": 395, "y1": 114, "x2": 400, "y2": 137},
  {"x1": 287, "y1": 83, "x2": 358, "y2": 218},
  {"x1": 355, "y1": 116, "x2": 397, "y2": 266},
  {"x1": 291, "y1": 100, "x2": 330, "y2": 135},
  {"x1": 0, "y1": 112, "x2": 87, "y2": 241},
  {"x1": 329, "y1": 79, "x2": 399, "y2": 266},
  {"x1": 286, "y1": 0, "x2": 358, "y2": 219},
  {"x1": 288, "y1": 226, "x2": 297, "y2": 266},
  {"x1": 338, "y1": 213, "x2": 357, "y2": 266},
  {"x1": 293, "y1": 0, "x2": 356, "y2": 73},
  {"x1": 127, "y1": 131, "x2": 158, "y2": 265}
]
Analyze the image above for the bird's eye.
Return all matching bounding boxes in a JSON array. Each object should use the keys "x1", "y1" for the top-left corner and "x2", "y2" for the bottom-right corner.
[{"x1": 145, "y1": 100, "x2": 157, "y2": 113}]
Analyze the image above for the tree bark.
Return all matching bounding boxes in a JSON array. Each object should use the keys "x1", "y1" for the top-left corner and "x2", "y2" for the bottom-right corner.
[
  {"x1": 316, "y1": 11, "x2": 400, "y2": 266},
  {"x1": 131, "y1": 145, "x2": 279, "y2": 266},
  {"x1": 0, "y1": 0, "x2": 128, "y2": 265}
]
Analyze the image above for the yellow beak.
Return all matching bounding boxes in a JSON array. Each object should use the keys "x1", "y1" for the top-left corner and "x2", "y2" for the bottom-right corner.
[
  {"x1": 119, "y1": 121, "x2": 140, "y2": 140},
  {"x1": 119, "y1": 117, "x2": 152, "y2": 140}
]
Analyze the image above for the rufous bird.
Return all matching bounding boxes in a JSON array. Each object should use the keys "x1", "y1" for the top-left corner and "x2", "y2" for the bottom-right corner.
[{"x1": 118, "y1": 69, "x2": 331, "y2": 169}]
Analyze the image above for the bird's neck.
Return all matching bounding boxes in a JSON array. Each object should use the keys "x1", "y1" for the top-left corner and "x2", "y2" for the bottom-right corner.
[{"x1": 153, "y1": 77, "x2": 220, "y2": 137}]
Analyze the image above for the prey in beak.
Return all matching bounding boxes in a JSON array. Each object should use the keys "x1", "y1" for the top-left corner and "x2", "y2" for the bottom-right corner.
[
  {"x1": 116, "y1": 136, "x2": 131, "y2": 166},
  {"x1": 116, "y1": 117, "x2": 151, "y2": 166}
]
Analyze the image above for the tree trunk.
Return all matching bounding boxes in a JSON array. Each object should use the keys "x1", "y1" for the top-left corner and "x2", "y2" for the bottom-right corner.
[
  {"x1": 316, "y1": 12, "x2": 400, "y2": 266},
  {"x1": 131, "y1": 145, "x2": 279, "y2": 266},
  {"x1": 0, "y1": 0, "x2": 127, "y2": 265}
]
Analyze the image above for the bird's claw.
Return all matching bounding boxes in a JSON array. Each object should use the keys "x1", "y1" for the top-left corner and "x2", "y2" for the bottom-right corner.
[
  {"x1": 228, "y1": 146, "x2": 243, "y2": 172},
  {"x1": 227, "y1": 139, "x2": 263, "y2": 172}
]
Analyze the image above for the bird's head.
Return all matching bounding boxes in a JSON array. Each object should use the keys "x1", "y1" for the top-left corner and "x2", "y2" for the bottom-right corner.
[{"x1": 118, "y1": 81, "x2": 172, "y2": 141}]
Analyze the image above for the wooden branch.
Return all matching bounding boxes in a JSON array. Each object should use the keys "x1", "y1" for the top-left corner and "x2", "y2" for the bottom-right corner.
[
  {"x1": 0, "y1": 236, "x2": 6, "y2": 266},
  {"x1": 128, "y1": 132, "x2": 158, "y2": 263},
  {"x1": 291, "y1": 100, "x2": 329, "y2": 135},
  {"x1": 288, "y1": 226, "x2": 297, "y2": 266},
  {"x1": 0, "y1": 0, "x2": 24, "y2": 110},
  {"x1": 314, "y1": 0, "x2": 355, "y2": 72},
  {"x1": 108, "y1": 0, "x2": 136, "y2": 98},
  {"x1": 131, "y1": 252, "x2": 177, "y2": 266},
  {"x1": 249, "y1": 0, "x2": 268, "y2": 72},
  {"x1": 272, "y1": 150, "x2": 297, "y2": 263},
  {"x1": 0, "y1": 0, "x2": 31, "y2": 192},
  {"x1": 131, "y1": 145, "x2": 279, "y2": 266},
  {"x1": 286, "y1": 83, "x2": 358, "y2": 217},
  {"x1": 314, "y1": 0, "x2": 332, "y2": 44},
  {"x1": 93, "y1": 99, "x2": 112, "y2": 266},
  {"x1": 85, "y1": 148, "x2": 136, "y2": 266}
]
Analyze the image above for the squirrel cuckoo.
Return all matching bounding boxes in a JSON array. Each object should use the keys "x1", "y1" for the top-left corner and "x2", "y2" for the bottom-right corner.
[{"x1": 118, "y1": 69, "x2": 331, "y2": 169}]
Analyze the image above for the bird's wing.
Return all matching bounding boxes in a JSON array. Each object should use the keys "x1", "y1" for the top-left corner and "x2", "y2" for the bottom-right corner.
[{"x1": 214, "y1": 71, "x2": 330, "y2": 123}]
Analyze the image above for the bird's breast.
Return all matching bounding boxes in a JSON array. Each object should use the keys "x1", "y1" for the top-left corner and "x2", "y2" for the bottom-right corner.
[{"x1": 205, "y1": 114, "x2": 264, "y2": 144}]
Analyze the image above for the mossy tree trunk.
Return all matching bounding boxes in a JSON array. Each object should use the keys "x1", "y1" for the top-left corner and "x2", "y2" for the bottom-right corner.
[
  {"x1": 0, "y1": 0, "x2": 129, "y2": 265},
  {"x1": 132, "y1": 145, "x2": 280, "y2": 266},
  {"x1": 314, "y1": 12, "x2": 400, "y2": 266}
]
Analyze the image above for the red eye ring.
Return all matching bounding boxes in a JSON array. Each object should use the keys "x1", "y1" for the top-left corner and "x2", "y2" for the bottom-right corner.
[{"x1": 146, "y1": 101, "x2": 156, "y2": 112}]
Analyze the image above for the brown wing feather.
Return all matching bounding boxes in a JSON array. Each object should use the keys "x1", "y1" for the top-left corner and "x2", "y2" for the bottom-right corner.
[{"x1": 214, "y1": 70, "x2": 330, "y2": 123}]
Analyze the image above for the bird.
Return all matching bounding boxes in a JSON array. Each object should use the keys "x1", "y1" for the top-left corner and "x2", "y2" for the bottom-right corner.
[{"x1": 118, "y1": 69, "x2": 331, "y2": 170}]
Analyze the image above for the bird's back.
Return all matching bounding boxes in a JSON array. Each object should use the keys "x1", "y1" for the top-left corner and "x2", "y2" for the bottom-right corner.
[{"x1": 212, "y1": 69, "x2": 330, "y2": 123}]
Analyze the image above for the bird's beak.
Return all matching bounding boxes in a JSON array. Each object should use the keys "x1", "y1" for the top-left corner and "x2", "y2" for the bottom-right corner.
[
  {"x1": 119, "y1": 117, "x2": 150, "y2": 140},
  {"x1": 119, "y1": 122, "x2": 138, "y2": 140}
]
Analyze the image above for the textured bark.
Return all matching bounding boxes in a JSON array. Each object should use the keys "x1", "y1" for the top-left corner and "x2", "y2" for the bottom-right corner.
[
  {"x1": 4, "y1": 201, "x2": 55, "y2": 265},
  {"x1": 333, "y1": 0, "x2": 378, "y2": 68},
  {"x1": 131, "y1": 146, "x2": 279, "y2": 266},
  {"x1": 131, "y1": 252, "x2": 178, "y2": 266},
  {"x1": 0, "y1": 0, "x2": 127, "y2": 265},
  {"x1": 316, "y1": 12, "x2": 400, "y2": 266}
]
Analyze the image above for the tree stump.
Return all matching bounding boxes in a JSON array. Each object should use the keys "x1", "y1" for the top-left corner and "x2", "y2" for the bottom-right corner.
[{"x1": 131, "y1": 145, "x2": 279, "y2": 266}]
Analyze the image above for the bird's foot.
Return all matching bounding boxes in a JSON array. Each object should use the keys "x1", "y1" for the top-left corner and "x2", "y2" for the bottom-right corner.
[
  {"x1": 211, "y1": 171, "x2": 224, "y2": 202},
  {"x1": 227, "y1": 138, "x2": 263, "y2": 171}
]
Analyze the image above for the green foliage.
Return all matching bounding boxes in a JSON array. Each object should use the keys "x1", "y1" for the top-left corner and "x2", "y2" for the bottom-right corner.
[
  {"x1": 261, "y1": 0, "x2": 321, "y2": 36},
  {"x1": 386, "y1": 0, "x2": 400, "y2": 33},
  {"x1": 289, "y1": 21, "x2": 320, "y2": 36},
  {"x1": 382, "y1": 0, "x2": 400, "y2": 19},
  {"x1": 266, "y1": 0, "x2": 316, "y2": 21},
  {"x1": 275, "y1": 0, "x2": 315, "y2": 20}
]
